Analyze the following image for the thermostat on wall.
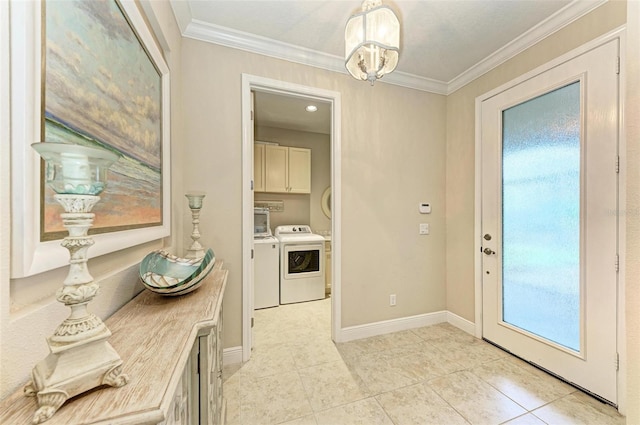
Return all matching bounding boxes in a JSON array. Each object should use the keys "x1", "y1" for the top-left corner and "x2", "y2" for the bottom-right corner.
[{"x1": 419, "y1": 203, "x2": 431, "y2": 214}]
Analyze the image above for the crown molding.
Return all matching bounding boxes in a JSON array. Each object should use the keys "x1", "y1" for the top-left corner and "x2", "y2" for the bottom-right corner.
[
  {"x1": 381, "y1": 71, "x2": 448, "y2": 94},
  {"x1": 169, "y1": 0, "x2": 191, "y2": 34},
  {"x1": 173, "y1": 0, "x2": 608, "y2": 95},
  {"x1": 182, "y1": 19, "x2": 448, "y2": 94},
  {"x1": 185, "y1": 20, "x2": 347, "y2": 74},
  {"x1": 446, "y1": 0, "x2": 608, "y2": 94}
]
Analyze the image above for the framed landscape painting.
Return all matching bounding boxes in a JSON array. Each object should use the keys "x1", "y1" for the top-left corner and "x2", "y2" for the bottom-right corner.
[
  {"x1": 43, "y1": 0, "x2": 163, "y2": 239},
  {"x1": 10, "y1": 0, "x2": 171, "y2": 277}
]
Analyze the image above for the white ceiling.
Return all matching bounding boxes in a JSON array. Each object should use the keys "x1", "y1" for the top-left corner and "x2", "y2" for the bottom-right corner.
[
  {"x1": 253, "y1": 91, "x2": 332, "y2": 135},
  {"x1": 169, "y1": 0, "x2": 607, "y2": 133}
]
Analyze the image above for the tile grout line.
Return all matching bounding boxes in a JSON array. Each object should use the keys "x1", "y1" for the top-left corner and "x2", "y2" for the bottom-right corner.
[{"x1": 232, "y1": 299, "x2": 624, "y2": 425}]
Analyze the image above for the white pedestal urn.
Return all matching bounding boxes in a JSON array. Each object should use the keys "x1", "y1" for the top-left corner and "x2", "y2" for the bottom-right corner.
[
  {"x1": 185, "y1": 192, "x2": 206, "y2": 259},
  {"x1": 25, "y1": 142, "x2": 128, "y2": 424}
]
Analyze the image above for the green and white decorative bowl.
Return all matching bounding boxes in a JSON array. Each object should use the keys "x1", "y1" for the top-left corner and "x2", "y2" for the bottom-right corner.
[{"x1": 139, "y1": 248, "x2": 215, "y2": 296}]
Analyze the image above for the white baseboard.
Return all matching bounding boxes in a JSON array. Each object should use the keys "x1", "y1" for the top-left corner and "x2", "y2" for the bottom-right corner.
[
  {"x1": 226, "y1": 310, "x2": 477, "y2": 359},
  {"x1": 223, "y1": 346, "x2": 243, "y2": 366},
  {"x1": 336, "y1": 311, "x2": 448, "y2": 343},
  {"x1": 446, "y1": 311, "x2": 476, "y2": 335}
]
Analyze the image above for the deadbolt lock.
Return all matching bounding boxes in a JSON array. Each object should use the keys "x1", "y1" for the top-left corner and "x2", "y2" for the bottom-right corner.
[
  {"x1": 483, "y1": 247, "x2": 495, "y2": 255},
  {"x1": 483, "y1": 234, "x2": 492, "y2": 241}
]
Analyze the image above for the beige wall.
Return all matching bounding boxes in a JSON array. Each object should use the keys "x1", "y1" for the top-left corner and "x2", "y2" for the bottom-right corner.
[
  {"x1": 0, "y1": 0, "x2": 184, "y2": 398},
  {"x1": 445, "y1": 0, "x2": 627, "y2": 322},
  {"x1": 255, "y1": 192, "x2": 311, "y2": 231},
  {"x1": 181, "y1": 39, "x2": 447, "y2": 346},
  {"x1": 625, "y1": 0, "x2": 640, "y2": 421},
  {"x1": 255, "y1": 126, "x2": 331, "y2": 233},
  {"x1": 445, "y1": 0, "x2": 638, "y2": 415},
  {"x1": 3, "y1": 0, "x2": 637, "y2": 417}
]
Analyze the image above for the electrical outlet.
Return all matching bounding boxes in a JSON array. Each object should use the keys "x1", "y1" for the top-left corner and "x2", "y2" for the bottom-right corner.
[
  {"x1": 419, "y1": 223, "x2": 430, "y2": 235},
  {"x1": 390, "y1": 294, "x2": 396, "y2": 306}
]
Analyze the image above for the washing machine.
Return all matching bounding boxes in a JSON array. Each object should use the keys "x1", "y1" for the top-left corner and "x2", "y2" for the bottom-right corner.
[
  {"x1": 254, "y1": 235, "x2": 280, "y2": 309},
  {"x1": 275, "y1": 225, "x2": 325, "y2": 304}
]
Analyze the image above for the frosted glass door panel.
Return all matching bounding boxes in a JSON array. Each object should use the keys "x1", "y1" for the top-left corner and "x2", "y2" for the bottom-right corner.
[
  {"x1": 501, "y1": 82, "x2": 581, "y2": 351},
  {"x1": 481, "y1": 39, "x2": 618, "y2": 403}
]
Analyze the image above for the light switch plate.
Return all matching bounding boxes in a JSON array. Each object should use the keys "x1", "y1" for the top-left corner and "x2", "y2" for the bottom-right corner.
[{"x1": 419, "y1": 223, "x2": 430, "y2": 235}]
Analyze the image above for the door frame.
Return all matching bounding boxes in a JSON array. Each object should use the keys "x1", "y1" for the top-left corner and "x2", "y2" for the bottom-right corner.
[
  {"x1": 241, "y1": 74, "x2": 342, "y2": 362},
  {"x1": 473, "y1": 27, "x2": 627, "y2": 412}
]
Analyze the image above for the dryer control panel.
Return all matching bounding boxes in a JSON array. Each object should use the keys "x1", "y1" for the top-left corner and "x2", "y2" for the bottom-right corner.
[{"x1": 275, "y1": 225, "x2": 313, "y2": 236}]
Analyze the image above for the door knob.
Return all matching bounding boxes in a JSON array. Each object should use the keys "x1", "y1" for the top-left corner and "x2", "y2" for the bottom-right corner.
[
  {"x1": 483, "y1": 234, "x2": 492, "y2": 241},
  {"x1": 483, "y1": 247, "x2": 495, "y2": 255}
]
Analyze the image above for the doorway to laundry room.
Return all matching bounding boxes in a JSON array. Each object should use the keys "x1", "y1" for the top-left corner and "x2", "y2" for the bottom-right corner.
[{"x1": 241, "y1": 75, "x2": 342, "y2": 362}]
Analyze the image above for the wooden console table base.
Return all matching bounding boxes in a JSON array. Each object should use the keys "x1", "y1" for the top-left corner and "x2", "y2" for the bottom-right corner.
[{"x1": 0, "y1": 261, "x2": 227, "y2": 425}]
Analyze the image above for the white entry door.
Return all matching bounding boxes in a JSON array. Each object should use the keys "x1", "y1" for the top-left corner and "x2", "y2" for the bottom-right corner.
[{"x1": 481, "y1": 39, "x2": 619, "y2": 404}]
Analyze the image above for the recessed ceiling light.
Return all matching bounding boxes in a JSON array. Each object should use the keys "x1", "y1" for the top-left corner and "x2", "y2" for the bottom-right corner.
[{"x1": 305, "y1": 105, "x2": 318, "y2": 112}]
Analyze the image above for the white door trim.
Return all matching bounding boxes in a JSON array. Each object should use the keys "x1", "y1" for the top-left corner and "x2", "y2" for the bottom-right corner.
[
  {"x1": 241, "y1": 74, "x2": 343, "y2": 362},
  {"x1": 474, "y1": 26, "x2": 626, "y2": 412}
]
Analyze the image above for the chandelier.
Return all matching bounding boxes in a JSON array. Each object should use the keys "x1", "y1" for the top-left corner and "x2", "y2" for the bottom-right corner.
[{"x1": 345, "y1": 0, "x2": 400, "y2": 85}]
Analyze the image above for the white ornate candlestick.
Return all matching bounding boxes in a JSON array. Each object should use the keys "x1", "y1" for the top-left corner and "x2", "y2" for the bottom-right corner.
[
  {"x1": 185, "y1": 192, "x2": 206, "y2": 259},
  {"x1": 25, "y1": 143, "x2": 128, "y2": 424}
]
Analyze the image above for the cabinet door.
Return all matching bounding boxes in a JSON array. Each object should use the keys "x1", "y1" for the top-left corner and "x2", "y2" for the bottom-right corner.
[
  {"x1": 197, "y1": 315, "x2": 224, "y2": 425},
  {"x1": 188, "y1": 340, "x2": 200, "y2": 424},
  {"x1": 180, "y1": 351, "x2": 193, "y2": 425},
  {"x1": 198, "y1": 328, "x2": 216, "y2": 425},
  {"x1": 288, "y1": 147, "x2": 311, "y2": 194},
  {"x1": 216, "y1": 308, "x2": 224, "y2": 424},
  {"x1": 254, "y1": 144, "x2": 265, "y2": 192},
  {"x1": 265, "y1": 145, "x2": 289, "y2": 193},
  {"x1": 161, "y1": 349, "x2": 193, "y2": 425}
]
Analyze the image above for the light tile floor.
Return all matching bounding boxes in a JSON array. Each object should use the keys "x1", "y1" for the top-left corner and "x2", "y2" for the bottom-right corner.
[{"x1": 223, "y1": 298, "x2": 625, "y2": 425}]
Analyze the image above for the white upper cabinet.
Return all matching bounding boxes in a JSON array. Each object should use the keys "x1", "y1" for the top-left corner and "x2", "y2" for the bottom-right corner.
[
  {"x1": 254, "y1": 143, "x2": 265, "y2": 192},
  {"x1": 264, "y1": 145, "x2": 289, "y2": 193},
  {"x1": 256, "y1": 143, "x2": 311, "y2": 194},
  {"x1": 287, "y1": 147, "x2": 311, "y2": 193}
]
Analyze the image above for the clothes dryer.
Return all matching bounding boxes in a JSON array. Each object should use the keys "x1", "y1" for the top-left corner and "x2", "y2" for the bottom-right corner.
[{"x1": 275, "y1": 225, "x2": 325, "y2": 304}]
